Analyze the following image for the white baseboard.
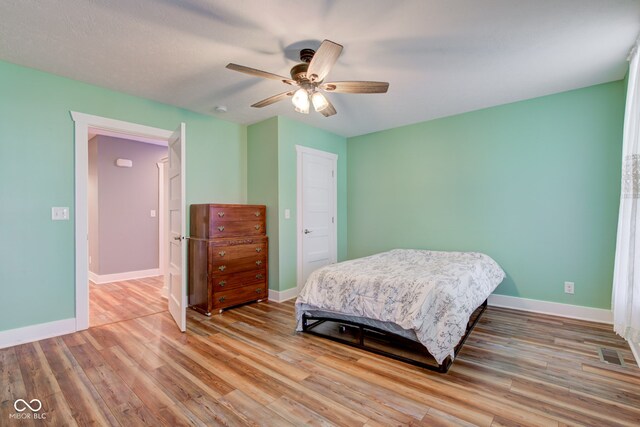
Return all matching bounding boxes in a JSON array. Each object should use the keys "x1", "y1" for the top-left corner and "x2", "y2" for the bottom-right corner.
[
  {"x1": 269, "y1": 286, "x2": 299, "y2": 303},
  {"x1": 89, "y1": 268, "x2": 160, "y2": 285},
  {"x1": 488, "y1": 294, "x2": 612, "y2": 324},
  {"x1": 0, "y1": 318, "x2": 76, "y2": 349}
]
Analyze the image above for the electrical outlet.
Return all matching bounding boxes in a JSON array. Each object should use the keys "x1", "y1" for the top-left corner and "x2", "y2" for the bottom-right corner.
[{"x1": 564, "y1": 281, "x2": 575, "y2": 294}]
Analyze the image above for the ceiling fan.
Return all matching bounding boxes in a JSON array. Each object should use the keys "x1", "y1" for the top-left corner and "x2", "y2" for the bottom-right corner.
[{"x1": 226, "y1": 40, "x2": 389, "y2": 117}]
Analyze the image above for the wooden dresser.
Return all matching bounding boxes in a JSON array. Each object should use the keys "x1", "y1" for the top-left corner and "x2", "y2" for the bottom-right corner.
[{"x1": 188, "y1": 203, "x2": 268, "y2": 315}]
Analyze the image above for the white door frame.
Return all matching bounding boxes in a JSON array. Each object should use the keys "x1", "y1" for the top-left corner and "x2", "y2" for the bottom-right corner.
[
  {"x1": 71, "y1": 111, "x2": 174, "y2": 331},
  {"x1": 157, "y1": 158, "x2": 168, "y2": 297},
  {"x1": 296, "y1": 145, "x2": 338, "y2": 289}
]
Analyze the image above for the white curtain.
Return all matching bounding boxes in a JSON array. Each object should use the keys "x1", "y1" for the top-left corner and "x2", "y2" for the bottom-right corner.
[{"x1": 613, "y1": 42, "x2": 640, "y2": 344}]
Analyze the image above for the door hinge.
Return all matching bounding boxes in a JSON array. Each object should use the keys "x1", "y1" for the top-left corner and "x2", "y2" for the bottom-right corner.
[
  {"x1": 332, "y1": 217, "x2": 334, "y2": 223},
  {"x1": 332, "y1": 170, "x2": 334, "y2": 178}
]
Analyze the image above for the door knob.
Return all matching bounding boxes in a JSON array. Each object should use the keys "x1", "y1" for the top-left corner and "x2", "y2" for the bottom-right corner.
[
  {"x1": 173, "y1": 236, "x2": 182, "y2": 241},
  {"x1": 304, "y1": 229, "x2": 312, "y2": 234}
]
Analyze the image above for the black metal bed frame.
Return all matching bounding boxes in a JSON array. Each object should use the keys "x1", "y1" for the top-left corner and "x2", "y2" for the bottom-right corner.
[{"x1": 301, "y1": 299, "x2": 488, "y2": 373}]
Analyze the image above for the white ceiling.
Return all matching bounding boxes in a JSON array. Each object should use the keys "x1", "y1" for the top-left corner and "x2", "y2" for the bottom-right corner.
[{"x1": 1, "y1": 1, "x2": 638, "y2": 137}]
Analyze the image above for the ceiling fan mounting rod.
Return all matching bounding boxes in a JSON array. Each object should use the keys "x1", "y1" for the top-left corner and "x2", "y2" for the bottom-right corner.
[{"x1": 300, "y1": 48, "x2": 316, "y2": 63}]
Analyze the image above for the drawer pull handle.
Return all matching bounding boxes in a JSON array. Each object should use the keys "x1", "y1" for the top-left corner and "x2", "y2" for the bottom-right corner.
[
  {"x1": 219, "y1": 280, "x2": 226, "y2": 287},
  {"x1": 254, "y1": 225, "x2": 261, "y2": 230},
  {"x1": 255, "y1": 247, "x2": 262, "y2": 253},
  {"x1": 218, "y1": 265, "x2": 226, "y2": 271},
  {"x1": 219, "y1": 296, "x2": 226, "y2": 302},
  {"x1": 254, "y1": 211, "x2": 261, "y2": 217},
  {"x1": 218, "y1": 251, "x2": 226, "y2": 257},
  {"x1": 217, "y1": 211, "x2": 225, "y2": 218},
  {"x1": 255, "y1": 288, "x2": 262, "y2": 293},
  {"x1": 217, "y1": 226, "x2": 225, "y2": 232},
  {"x1": 256, "y1": 274, "x2": 264, "y2": 279},
  {"x1": 256, "y1": 260, "x2": 262, "y2": 266}
]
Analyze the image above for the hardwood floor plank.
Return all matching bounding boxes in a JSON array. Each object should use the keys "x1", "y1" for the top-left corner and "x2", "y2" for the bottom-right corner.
[
  {"x1": 39, "y1": 337, "x2": 119, "y2": 426},
  {"x1": 143, "y1": 338, "x2": 236, "y2": 400},
  {"x1": 419, "y1": 407, "x2": 484, "y2": 427},
  {"x1": 266, "y1": 395, "x2": 336, "y2": 427},
  {"x1": 40, "y1": 391, "x2": 79, "y2": 426},
  {"x1": 316, "y1": 354, "x2": 501, "y2": 426},
  {"x1": 208, "y1": 333, "x2": 310, "y2": 382},
  {"x1": 293, "y1": 357, "x2": 431, "y2": 420},
  {"x1": 302, "y1": 373, "x2": 418, "y2": 425},
  {"x1": 218, "y1": 389, "x2": 296, "y2": 427},
  {"x1": 1, "y1": 347, "x2": 28, "y2": 405},
  {"x1": 3, "y1": 294, "x2": 639, "y2": 426},
  {"x1": 102, "y1": 323, "x2": 166, "y2": 371},
  {"x1": 89, "y1": 276, "x2": 166, "y2": 328},
  {"x1": 15, "y1": 342, "x2": 62, "y2": 401},
  {"x1": 229, "y1": 355, "x2": 371, "y2": 426},
  {"x1": 183, "y1": 394, "x2": 252, "y2": 427},
  {"x1": 0, "y1": 347, "x2": 35, "y2": 426},
  {"x1": 99, "y1": 346, "x2": 204, "y2": 427}
]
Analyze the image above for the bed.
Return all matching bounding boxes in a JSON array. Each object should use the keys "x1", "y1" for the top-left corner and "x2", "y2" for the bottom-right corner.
[{"x1": 295, "y1": 249, "x2": 505, "y2": 372}]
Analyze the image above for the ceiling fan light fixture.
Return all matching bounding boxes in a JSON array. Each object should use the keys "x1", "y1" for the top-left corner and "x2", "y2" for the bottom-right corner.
[
  {"x1": 227, "y1": 40, "x2": 387, "y2": 118},
  {"x1": 294, "y1": 104, "x2": 310, "y2": 114},
  {"x1": 311, "y1": 92, "x2": 329, "y2": 112},
  {"x1": 292, "y1": 88, "x2": 310, "y2": 114}
]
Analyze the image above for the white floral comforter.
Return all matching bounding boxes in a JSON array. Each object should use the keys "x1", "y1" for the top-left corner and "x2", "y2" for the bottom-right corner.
[{"x1": 295, "y1": 249, "x2": 505, "y2": 364}]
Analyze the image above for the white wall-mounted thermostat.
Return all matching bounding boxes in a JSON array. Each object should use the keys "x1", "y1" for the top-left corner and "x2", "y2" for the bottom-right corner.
[{"x1": 116, "y1": 158, "x2": 133, "y2": 168}]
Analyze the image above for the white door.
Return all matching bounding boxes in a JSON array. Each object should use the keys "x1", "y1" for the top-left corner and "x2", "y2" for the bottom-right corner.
[
  {"x1": 297, "y1": 146, "x2": 338, "y2": 287},
  {"x1": 168, "y1": 123, "x2": 186, "y2": 331}
]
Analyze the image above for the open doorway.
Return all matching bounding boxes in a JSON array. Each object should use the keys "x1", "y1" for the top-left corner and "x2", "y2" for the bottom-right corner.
[
  {"x1": 87, "y1": 131, "x2": 168, "y2": 327},
  {"x1": 71, "y1": 112, "x2": 187, "y2": 333}
]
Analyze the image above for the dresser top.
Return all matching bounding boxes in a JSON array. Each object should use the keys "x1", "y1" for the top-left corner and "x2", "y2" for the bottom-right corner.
[{"x1": 191, "y1": 203, "x2": 266, "y2": 209}]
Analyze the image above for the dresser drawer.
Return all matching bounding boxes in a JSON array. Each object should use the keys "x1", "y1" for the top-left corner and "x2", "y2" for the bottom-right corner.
[
  {"x1": 210, "y1": 269, "x2": 266, "y2": 292},
  {"x1": 209, "y1": 242, "x2": 267, "y2": 261},
  {"x1": 190, "y1": 204, "x2": 266, "y2": 239},
  {"x1": 210, "y1": 206, "x2": 265, "y2": 222},
  {"x1": 209, "y1": 220, "x2": 265, "y2": 238},
  {"x1": 213, "y1": 283, "x2": 267, "y2": 309},
  {"x1": 209, "y1": 254, "x2": 266, "y2": 275}
]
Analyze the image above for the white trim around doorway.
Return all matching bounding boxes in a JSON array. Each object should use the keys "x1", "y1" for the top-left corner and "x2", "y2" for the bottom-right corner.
[
  {"x1": 71, "y1": 111, "x2": 173, "y2": 331},
  {"x1": 295, "y1": 145, "x2": 338, "y2": 291}
]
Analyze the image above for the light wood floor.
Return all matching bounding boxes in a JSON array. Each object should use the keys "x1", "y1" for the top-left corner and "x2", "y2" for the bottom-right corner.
[
  {"x1": 89, "y1": 276, "x2": 166, "y2": 328},
  {"x1": 2, "y1": 300, "x2": 640, "y2": 426}
]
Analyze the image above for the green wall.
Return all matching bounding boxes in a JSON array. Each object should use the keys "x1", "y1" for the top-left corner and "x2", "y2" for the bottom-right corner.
[
  {"x1": 247, "y1": 117, "x2": 280, "y2": 291},
  {"x1": 0, "y1": 60, "x2": 247, "y2": 331},
  {"x1": 278, "y1": 117, "x2": 348, "y2": 290},
  {"x1": 247, "y1": 116, "x2": 347, "y2": 292},
  {"x1": 347, "y1": 82, "x2": 624, "y2": 309},
  {"x1": 0, "y1": 55, "x2": 626, "y2": 333}
]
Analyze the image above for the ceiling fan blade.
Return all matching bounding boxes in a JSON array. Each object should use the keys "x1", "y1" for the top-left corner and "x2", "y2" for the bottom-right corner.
[
  {"x1": 321, "y1": 81, "x2": 389, "y2": 94},
  {"x1": 320, "y1": 98, "x2": 337, "y2": 117},
  {"x1": 307, "y1": 40, "x2": 343, "y2": 83},
  {"x1": 251, "y1": 90, "x2": 295, "y2": 108},
  {"x1": 226, "y1": 63, "x2": 296, "y2": 85}
]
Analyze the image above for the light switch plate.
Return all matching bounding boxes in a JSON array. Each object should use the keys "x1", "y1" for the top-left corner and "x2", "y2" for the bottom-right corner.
[
  {"x1": 52, "y1": 207, "x2": 69, "y2": 221},
  {"x1": 284, "y1": 209, "x2": 291, "y2": 219}
]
